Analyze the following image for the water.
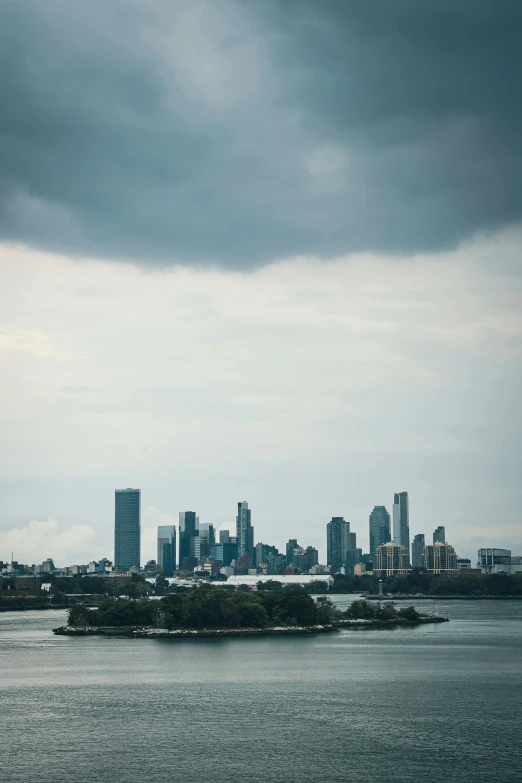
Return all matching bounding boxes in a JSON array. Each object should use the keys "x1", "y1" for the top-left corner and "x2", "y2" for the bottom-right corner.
[{"x1": 1, "y1": 597, "x2": 521, "y2": 783}]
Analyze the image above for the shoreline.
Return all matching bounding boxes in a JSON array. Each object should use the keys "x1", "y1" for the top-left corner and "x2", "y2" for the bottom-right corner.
[
  {"x1": 53, "y1": 615, "x2": 448, "y2": 638},
  {"x1": 363, "y1": 594, "x2": 522, "y2": 600}
]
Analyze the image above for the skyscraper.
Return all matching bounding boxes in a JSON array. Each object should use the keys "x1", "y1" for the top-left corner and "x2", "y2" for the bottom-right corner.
[
  {"x1": 369, "y1": 506, "x2": 391, "y2": 556},
  {"x1": 157, "y1": 525, "x2": 176, "y2": 574},
  {"x1": 326, "y1": 517, "x2": 350, "y2": 571},
  {"x1": 179, "y1": 511, "x2": 198, "y2": 568},
  {"x1": 114, "y1": 488, "x2": 141, "y2": 571},
  {"x1": 433, "y1": 526, "x2": 446, "y2": 544},
  {"x1": 199, "y1": 523, "x2": 215, "y2": 560},
  {"x1": 286, "y1": 539, "x2": 299, "y2": 565},
  {"x1": 393, "y1": 492, "x2": 410, "y2": 556},
  {"x1": 236, "y1": 501, "x2": 254, "y2": 564},
  {"x1": 412, "y1": 533, "x2": 425, "y2": 569}
]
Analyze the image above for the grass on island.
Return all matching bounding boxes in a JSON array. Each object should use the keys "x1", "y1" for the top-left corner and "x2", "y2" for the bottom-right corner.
[{"x1": 67, "y1": 585, "x2": 425, "y2": 631}]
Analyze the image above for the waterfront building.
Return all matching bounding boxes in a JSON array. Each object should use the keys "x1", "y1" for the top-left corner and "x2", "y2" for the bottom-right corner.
[
  {"x1": 369, "y1": 506, "x2": 391, "y2": 556},
  {"x1": 179, "y1": 511, "x2": 198, "y2": 569},
  {"x1": 392, "y1": 492, "x2": 410, "y2": 555},
  {"x1": 114, "y1": 488, "x2": 141, "y2": 571},
  {"x1": 157, "y1": 526, "x2": 176, "y2": 574},
  {"x1": 345, "y1": 547, "x2": 363, "y2": 575},
  {"x1": 225, "y1": 574, "x2": 334, "y2": 589},
  {"x1": 457, "y1": 558, "x2": 472, "y2": 570},
  {"x1": 236, "y1": 501, "x2": 254, "y2": 564},
  {"x1": 411, "y1": 533, "x2": 425, "y2": 569},
  {"x1": 374, "y1": 542, "x2": 411, "y2": 576},
  {"x1": 476, "y1": 548, "x2": 522, "y2": 574},
  {"x1": 433, "y1": 526, "x2": 446, "y2": 544},
  {"x1": 326, "y1": 517, "x2": 350, "y2": 571},
  {"x1": 424, "y1": 542, "x2": 457, "y2": 574}
]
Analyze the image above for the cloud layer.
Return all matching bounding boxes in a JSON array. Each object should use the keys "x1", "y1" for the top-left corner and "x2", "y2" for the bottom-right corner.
[
  {"x1": 1, "y1": 0, "x2": 521, "y2": 266},
  {"x1": 0, "y1": 519, "x2": 96, "y2": 566},
  {"x1": 1, "y1": 233, "x2": 521, "y2": 559}
]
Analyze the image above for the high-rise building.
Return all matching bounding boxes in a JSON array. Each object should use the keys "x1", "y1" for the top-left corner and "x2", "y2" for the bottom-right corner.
[
  {"x1": 393, "y1": 492, "x2": 410, "y2": 556},
  {"x1": 433, "y1": 526, "x2": 446, "y2": 544},
  {"x1": 219, "y1": 530, "x2": 231, "y2": 544},
  {"x1": 236, "y1": 502, "x2": 254, "y2": 564},
  {"x1": 375, "y1": 542, "x2": 411, "y2": 576},
  {"x1": 210, "y1": 542, "x2": 238, "y2": 568},
  {"x1": 114, "y1": 489, "x2": 141, "y2": 571},
  {"x1": 412, "y1": 533, "x2": 425, "y2": 569},
  {"x1": 199, "y1": 524, "x2": 215, "y2": 561},
  {"x1": 326, "y1": 517, "x2": 350, "y2": 571},
  {"x1": 424, "y1": 542, "x2": 457, "y2": 574},
  {"x1": 369, "y1": 506, "x2": 391, "y2": 556},
  {"x1": 286, "y1": 539, "x2": 299, "y2": 566},
  {"x1": 179, "y1": 511, "x2": 198, "y2": 568},
  {"x1": 157, "y1": 526, "x2": 176, "y2": 574}
]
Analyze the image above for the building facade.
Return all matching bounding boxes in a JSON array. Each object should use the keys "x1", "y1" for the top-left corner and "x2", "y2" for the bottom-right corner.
[
  {"x1": 179, "y1": 511, "x2": 198, "y2": 569},
  {"x1": 424, "y1": 542, "x2": 457, "y2": 573},
  {"x1": 411, "y1": 533, "x2": 425, "y2": 569},
  {"x1": 114, "y1": 488, "x2": 141, "y2": 571},
  {"x1": 392, "y1": 492, "x2": 410, "y2": 556},
  {"x1": 369, "y1": 506, "x2": 391, "y2": 556},
  {"x1": 236, "y1": 501, "x2": 254, "y2": 564},
  {"x1": 433, "y1": 526, "x2": 446, "y2": 544},
  {"x1": 375, "y1": 542, "x2": 411, "y2": 576},
  {"x1": 476, "y1": 548, "x2": 522, "y2": 574},
  {"x1": 157, "y1": 525, "x2": 176, "y2": 574},
  {"x1": 326, "y1": 517, "x2": 350, "y2": 571}
]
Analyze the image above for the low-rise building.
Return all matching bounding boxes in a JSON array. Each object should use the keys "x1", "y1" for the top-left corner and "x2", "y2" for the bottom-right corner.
[
  {"x1": 477, "y1": 549, "x2": 522, "y2": 574},
  {"x1": 225, "y1": 574, "x2": 334, "y2": 589}
]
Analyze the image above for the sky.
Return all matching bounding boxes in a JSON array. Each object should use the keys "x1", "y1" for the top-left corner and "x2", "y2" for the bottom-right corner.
[{"x1": 1, "y1": 0, "x2": 521, "y2": 565}]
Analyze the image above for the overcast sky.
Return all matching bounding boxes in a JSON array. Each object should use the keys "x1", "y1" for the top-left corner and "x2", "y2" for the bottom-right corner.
[{"x1": 1, "y1": 1, "x2": 521, "y2": 565}]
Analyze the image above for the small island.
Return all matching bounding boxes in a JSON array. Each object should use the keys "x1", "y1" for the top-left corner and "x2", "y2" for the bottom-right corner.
[{"x1": 53, "y1": 585, "x2": 447, "y2": 638}]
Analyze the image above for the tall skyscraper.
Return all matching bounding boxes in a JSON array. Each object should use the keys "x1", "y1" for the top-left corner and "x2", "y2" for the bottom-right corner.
[
  {"x1": 157, "y1": 525, "x2": 176, "y2": 574},
  {"x1": 393, "y1": 492, "x2": 410, "y2": 556},
  {"x1": 199, "y1": 523, "x2": 215, "y2": 560},
  {"x1": 433, "y1": 526, "x2": 446, "y2": 544},
  {"x1": 326, "y1": 517, "x2": 350, "y2": 571},
  {"x1": 114, "y1": 488, "x2": 141, "y2": 571},
  {"x1": 236, "y1": 501, "x2": 254, "y2": 564},
  {"x1": 369, "y1": 506, "x2": 391, "y2": 556},
  {"x1": 179, "y1": 511, "x2": 198, "y2": 567},
  {"x1": 412, "y1": 533, "x2": 425, "y2": 569},
  {"x1": 286, "y1": 539, "x2": 299, "y2": 565}
]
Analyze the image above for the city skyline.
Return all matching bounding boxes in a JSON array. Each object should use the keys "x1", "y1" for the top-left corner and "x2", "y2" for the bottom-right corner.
[{"x1": 1, "y1": 482, "x2": 520, "y2": 566}]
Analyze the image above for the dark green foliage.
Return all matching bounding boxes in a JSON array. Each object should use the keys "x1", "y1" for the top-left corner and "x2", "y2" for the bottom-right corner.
[
  {"x1": 67, "y1": 585, "x2": 326, "y2": 629},
  {"x1": 344, "y1": 600, "x2": 421, "y2": 622}
]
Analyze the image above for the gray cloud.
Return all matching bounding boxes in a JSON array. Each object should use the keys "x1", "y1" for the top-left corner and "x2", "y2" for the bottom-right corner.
[{"x1": 0, "y1": 0, "x2": 521, "y2": 266}]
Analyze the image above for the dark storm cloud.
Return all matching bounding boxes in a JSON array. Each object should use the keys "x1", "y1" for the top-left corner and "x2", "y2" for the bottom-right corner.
[{"x1": 0, "y1": 0, "x2": 521, "y2": 267}]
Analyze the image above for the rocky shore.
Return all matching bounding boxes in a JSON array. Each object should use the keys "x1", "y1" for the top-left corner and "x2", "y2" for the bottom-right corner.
[
  {"x1": 53, "y1": 623, "x2": 338, "y2": 638},
  {"x1": 53, "y1": 614, "x2": 448, "y2": 638}
]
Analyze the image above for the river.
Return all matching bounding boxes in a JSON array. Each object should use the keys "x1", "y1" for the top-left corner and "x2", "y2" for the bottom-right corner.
[{"x1": 1, "y1": 596, "x2": 521, "y2": 783}]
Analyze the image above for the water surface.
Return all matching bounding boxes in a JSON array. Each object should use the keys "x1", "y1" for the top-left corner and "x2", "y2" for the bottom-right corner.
[{"x1": 1, "y1": 597, "x2": 521, "y2": 783}]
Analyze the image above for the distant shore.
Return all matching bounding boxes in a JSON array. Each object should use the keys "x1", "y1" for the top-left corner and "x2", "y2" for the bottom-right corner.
[{"x1": 363, "y1": 594, "x2": 522, "y2": 600}]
